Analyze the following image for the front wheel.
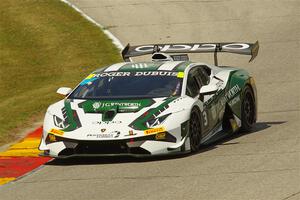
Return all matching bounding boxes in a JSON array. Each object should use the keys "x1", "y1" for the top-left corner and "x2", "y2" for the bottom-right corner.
[
  {"x1": 241, "y1": 86, "x2": 256, "y2": 132},
  {"x1": 189, "y1": 108, "x2": 202, "y2": 152}
]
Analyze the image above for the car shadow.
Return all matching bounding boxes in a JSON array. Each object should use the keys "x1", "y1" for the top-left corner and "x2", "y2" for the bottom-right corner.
[
  {"x1": 198, "y1": 121, "x2": 286, "y2": 151},
  {"x1": 46, "y1": 121, "x2": 286, "y2": 166}
]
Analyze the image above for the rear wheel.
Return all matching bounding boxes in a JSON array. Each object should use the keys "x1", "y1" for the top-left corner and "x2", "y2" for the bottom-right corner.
[
  {"x1": 241, "y1": 86, "x2": 256, "y2": 132},
  {"x1": 189, "y1": 108, "x2": 202, "y2": 152}
]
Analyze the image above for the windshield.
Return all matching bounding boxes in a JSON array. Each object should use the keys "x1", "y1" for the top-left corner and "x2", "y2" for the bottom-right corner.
[{"x1": 69, "y1": 71, "x2": 183, "y2": 99}]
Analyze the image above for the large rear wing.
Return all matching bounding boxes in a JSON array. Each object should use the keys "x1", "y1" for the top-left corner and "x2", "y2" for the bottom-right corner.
[{"x1": 121, "y1": 41, "x2": 259, "y2": 66}]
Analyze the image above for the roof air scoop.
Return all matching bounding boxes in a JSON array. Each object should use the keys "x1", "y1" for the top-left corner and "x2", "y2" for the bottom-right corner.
[{"x1": 152, "y1": 52, "x2": 174, "y2": 61}]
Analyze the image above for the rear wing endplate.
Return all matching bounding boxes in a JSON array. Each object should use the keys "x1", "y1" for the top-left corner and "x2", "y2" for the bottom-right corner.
[{"x1": 121, "y1": 41, "x2": 259, "y2": 66}]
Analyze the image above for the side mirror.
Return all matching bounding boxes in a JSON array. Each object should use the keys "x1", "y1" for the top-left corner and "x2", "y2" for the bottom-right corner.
[
  {"x1": 199, "y1": 85, "x2": 218, "y2": 96},
  {"x1": 56, "y1": 87, "x2": 72, "y2": 96}
]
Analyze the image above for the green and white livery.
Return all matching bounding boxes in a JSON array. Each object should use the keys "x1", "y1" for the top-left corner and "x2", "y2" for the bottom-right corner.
[{"x1": 39, "y1": 42, "x2": 259, "y2": 158}]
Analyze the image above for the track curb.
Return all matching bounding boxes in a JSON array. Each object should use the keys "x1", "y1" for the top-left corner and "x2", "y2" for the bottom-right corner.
[{"x1": 0, "y1": 127, "x2": 51, "y2": 186}]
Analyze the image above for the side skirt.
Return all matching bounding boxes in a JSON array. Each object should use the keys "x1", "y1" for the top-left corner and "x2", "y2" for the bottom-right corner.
[{"x1": 201, "y1": 122, "x2": 237, "y2": 145}]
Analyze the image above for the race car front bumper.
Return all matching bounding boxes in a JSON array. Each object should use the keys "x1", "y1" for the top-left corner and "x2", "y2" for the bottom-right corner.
[{"x1": 39, "y1": 132, "x2": 186, "y2": 158}]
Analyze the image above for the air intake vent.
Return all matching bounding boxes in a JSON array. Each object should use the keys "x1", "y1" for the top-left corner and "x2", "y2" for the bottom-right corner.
[
  {"x1": 152, "y1": 53, "x2": 173, "y2": 61},
  {"x1": 102, "y1": 110, "x2": 117, "y2": 121},
  {"x1": 152, "y1": 53, "x2": 189, "y2": 61}
]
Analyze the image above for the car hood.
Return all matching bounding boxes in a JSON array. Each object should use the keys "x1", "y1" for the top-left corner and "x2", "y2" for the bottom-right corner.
[{"x1": 45, "y1": 96, "x2": 192, "y2": 140}]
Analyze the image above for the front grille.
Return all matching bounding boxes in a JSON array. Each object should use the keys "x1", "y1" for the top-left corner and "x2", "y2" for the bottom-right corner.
[
  {"x1": 59, "y1": 148, "x2": 75, "y2": 156},
  {"x1": 58, "y1": 141, "x2": 151, "y2": 156},
  {"x1": 75, "y1": 142, "x2": 128, "y2": 154}
]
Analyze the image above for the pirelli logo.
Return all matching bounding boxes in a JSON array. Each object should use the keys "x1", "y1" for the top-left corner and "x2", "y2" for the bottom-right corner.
[
  {"x1": 144, "y1": 127, "x2": 165, "y2": 135},
  {"x1": 49, "y1": 128, "x2": 64, "y2": 136}
]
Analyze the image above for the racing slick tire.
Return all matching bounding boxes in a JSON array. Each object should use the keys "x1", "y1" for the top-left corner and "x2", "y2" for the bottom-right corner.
[
  {"x1": 189, "y1": 108, "x2": 202, "y2": 152},
  {"x1": 241, "y1": 85, "x2": 256, "y2": 132}
]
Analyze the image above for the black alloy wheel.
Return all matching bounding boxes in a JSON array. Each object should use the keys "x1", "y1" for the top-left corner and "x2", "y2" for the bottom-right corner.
[
  {"x1": 189, "y1": 108, "x2": 202, "y2": 152},
  {"x1": 241, "y1": 86, "x2": 256, "y2": 132}
]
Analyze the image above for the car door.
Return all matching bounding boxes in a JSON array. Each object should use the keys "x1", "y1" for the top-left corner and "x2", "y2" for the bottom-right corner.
[{"x1": 186, "y1": 65, "x2": 219, "y2": 135}]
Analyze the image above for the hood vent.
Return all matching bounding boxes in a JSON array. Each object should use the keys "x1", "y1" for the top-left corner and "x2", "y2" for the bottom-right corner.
[{"x1": 102, "y1": 110, "x2": 117, "y2": 121}]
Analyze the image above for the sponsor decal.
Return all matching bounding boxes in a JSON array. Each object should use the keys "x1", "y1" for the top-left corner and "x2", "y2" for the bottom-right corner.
[
  {"x1": 86, "y1": 74, "x2": 96, "y2": 79},
  {"x1": 87, "y1": 131, "x2": 120, "y2": 139},
  {"x1": 228, "y1": 95, "x2": 240, "y2": 107},
  {"x1": 49, "y1": 134, "x2": 57, "y2": 142},
  {"x1": 204, "y1": 84, "x2": 241, "y2": 108},
  {"x1": 124, "y1": 130, "x2": 137, "y2": 137},
  {"x1": 79, "y1": 99, "x2": 155, "y2": 114},
  {"x1": 93, "y1": 102, "x2": 101, "y2": 109},
  {"x1": 87, "y1": 133, "x2": 113, "y2": 138},
  {"x1": 134, "y1": 71, "x2": 177, "y2": 76},
  {"x1": 95, "y1": 72, "x2": 131, "y2": 77},
  {"x1": 155, "y1": 132, "x2": 166, "y2": 140},
  {"x1": 177, "y1": 72, "x2": 184, "y2": 78},
  {"x1": 114, "y1": 131, "x2": 121, "y2": 138},
  {"x1": 135, "y1": 43, "x2": 250, "y2": 52},
  {"x1": 95, "y1": 71, "x2": 178, "y2": 77},
  {"x1": 92, "y1": 121, "x2": 122, "y2": 125},
  {"x1": 80, "y1": 73, "x2": 97, "y2": 86},
  {"x1": 226, "y1": 85, "x2": 241, "y2": 99},
  {"x1": 49, "y1": 128, "x2": 64, "y2": 136},
  {"x1": 91, "y1": 102, "x2": 142, "y2": 112},
  {"x1": 94, "y1": 102, "x2": 141, "y2": 109},
  {"x1": 144, "y1": 127, "x2": 165, "y2": 135},
  {"x1": 203, "y1": 84, "x2": 241, "y2": 122}
]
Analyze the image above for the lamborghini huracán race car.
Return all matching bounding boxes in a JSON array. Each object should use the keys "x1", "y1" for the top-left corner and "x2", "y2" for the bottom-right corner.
[{"x1": 39, "y1": 42, "x2": 259, "y2": 158}]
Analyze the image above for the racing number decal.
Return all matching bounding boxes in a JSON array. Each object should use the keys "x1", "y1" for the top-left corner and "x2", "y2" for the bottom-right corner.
[{"x1": 203, "y1": 111, "x2": 208, "y2": 127}]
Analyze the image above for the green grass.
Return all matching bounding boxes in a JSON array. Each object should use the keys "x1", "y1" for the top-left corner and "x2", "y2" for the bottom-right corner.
[{"x1": 0, "y1": 0, "x2": 121, "y2": 144}]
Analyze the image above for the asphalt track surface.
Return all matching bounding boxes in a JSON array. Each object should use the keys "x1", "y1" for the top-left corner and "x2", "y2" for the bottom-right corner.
[{"x1": 1, "y1": 0, "x2": 299, "y2": 199}]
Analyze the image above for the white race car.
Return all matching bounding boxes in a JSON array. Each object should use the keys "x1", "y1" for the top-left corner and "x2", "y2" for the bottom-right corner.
[{"x1": 39, "y1": 42, "x2": 259, "y2": 158}]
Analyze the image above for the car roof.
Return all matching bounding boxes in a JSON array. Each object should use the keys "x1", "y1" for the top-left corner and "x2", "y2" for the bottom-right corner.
[{"x1": 94, "y1": 61, "x2": 194, "y2": 73}]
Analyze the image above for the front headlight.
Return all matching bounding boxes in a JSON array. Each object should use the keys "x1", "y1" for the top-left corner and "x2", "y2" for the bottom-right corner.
[
  {"x1": 53, "y1": 115, "x2": 69, "y2": 129},
  {"x1": 146, "y1": 113, "x2": 171, "y2": 128}
]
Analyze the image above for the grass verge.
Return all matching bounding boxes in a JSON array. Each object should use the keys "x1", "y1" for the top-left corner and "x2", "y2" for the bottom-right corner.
[{"x1": 0, "y1": 0, "x2": 121, "y2": 145}]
